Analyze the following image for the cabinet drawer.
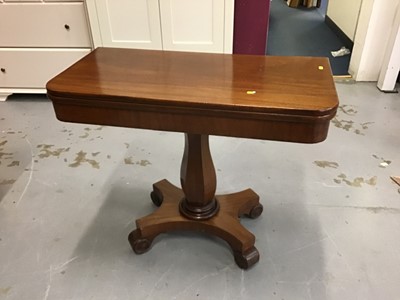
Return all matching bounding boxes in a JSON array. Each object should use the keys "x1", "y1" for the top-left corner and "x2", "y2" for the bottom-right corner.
[
  {"x1": 0, "y1": 3, "x2": 91, "y2": 47},
  {"x1": 0, "y1": 48, "x2": 91, "y2": 88}
]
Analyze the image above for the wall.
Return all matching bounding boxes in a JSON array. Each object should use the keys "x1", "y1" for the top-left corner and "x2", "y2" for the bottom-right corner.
[
  {"x1": 377, "y1": 4, "x2": 400, "y2": 90},
  {"x1": 349, "y1": 0, "x2": 399, "y2": 81},
  {"x1": 326, "y1": 0, "x2": 363, "y2": 41}
]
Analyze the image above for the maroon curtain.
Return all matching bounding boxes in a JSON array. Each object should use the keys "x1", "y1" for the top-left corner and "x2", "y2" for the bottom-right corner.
[{"x1": 233, "y1": 0, "x2": 270, "y2": 55}]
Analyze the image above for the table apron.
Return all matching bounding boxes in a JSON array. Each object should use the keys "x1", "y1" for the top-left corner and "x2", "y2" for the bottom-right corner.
[{"x1": 50, "y1": 96, "x2": 333, "y2": 143}]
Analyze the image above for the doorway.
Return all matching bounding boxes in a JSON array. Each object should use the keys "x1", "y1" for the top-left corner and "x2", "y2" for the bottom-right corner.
[{"x1": 266, "y1": 0, "x2": 351, "y2": 76}]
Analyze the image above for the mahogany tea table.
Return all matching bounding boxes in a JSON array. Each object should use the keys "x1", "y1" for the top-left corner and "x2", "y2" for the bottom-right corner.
[{"x1": 47, "y1": 48, "x2": 338, "y2": 269}]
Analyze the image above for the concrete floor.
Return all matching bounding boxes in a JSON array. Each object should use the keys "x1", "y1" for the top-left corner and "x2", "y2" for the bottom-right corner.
[{"x1": 0, "y1": 82, "x2": 400, "y2": 300}]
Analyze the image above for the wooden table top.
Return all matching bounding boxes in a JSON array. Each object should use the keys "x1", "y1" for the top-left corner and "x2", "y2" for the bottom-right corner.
[{"x1": 47, "y1": 48, "x2": 339, "y2": 143}]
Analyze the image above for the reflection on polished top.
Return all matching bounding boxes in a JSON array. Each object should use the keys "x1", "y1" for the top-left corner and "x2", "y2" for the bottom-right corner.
[{"x1": 47, "y1": 47, "x2": 338, "y2": 117}]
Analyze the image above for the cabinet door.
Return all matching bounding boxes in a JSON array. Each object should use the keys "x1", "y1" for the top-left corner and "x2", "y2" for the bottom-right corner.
[
  {"x1": 159, "y1": 0, "x2": 225, "y2": 53},
  {"x1": 94, "y1": 0, "x2": 162, "y2": 49}
]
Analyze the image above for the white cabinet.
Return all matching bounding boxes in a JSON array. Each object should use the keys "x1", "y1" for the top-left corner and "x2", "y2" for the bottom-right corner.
[
  {"x1": 0, "y1": 1, "x2": 92, "y2": 101},
  {"x1": 86, "y1": 0, "x2": 234, "y2": 54},
  {"x1": 94, "y1": 0, "x2": 162, "y2": 49},
  {"x1": 160, "y1": 0, "x2": 225, "y2": 53}
]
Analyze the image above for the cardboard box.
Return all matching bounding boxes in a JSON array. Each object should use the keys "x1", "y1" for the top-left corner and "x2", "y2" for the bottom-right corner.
[{"x1": 287, "y1": 0, "x2": 300, "y2": 8}]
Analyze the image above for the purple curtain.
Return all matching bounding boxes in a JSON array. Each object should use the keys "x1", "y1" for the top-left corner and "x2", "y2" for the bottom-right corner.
[{"x1": 233, "y1": 0, "x2": 271, "y2": 55}]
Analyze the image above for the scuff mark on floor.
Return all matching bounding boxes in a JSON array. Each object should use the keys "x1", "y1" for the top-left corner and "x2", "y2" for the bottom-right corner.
[
  {"x1": 314, "y1": 161, "x2": 339, "y2": 169},
  {"x1": 314, "y1": 204, "x2": 400, "y2": 214},
  {"x1": 0, "y1": 140, "x2": 7, "y2": 146},
  {"x1": 334, "y1": 173, "x2": 377, "y2": 187},
  {"x1": 69, "y1": 151, "x2": 100, "y2": 169},
  {"x1": 37, "y1": 144, "x2": 70, "y2": 159},
  {"x1": 366, "y1": 207, "x2": 400, "y2": 214},
  {"x1": 15, "y1": 137, "x2": 35, "y2": 207},
  {"x1": 124, "y1": 143, "x2": 130, "y2": 149},
  {"x1": 92, "y1": 152, "x2": 100, "y2": 157}
]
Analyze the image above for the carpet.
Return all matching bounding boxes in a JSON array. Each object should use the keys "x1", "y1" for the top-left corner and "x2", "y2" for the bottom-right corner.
[{"x1": 267, "y1": 0, "x2": 351, "y2": 75}]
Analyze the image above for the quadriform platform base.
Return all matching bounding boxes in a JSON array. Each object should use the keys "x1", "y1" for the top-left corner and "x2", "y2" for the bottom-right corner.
[{"x1": 47, "y1": 48, "x2": 338, "y2": 269}]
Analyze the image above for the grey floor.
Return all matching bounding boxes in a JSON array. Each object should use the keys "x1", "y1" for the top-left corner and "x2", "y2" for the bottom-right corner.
[{"x1": 1, "y1": 82, "x2": 400, "y2": 300}]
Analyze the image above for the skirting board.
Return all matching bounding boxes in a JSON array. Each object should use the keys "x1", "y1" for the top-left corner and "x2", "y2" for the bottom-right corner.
[{"x1": 325, "y1": 15, "x2": 354, "y2": 50}]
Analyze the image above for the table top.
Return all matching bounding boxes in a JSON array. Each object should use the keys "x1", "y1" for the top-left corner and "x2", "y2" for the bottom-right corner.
[{"x1": 47, "y1": 48, "x2": 339, "y2": 143}]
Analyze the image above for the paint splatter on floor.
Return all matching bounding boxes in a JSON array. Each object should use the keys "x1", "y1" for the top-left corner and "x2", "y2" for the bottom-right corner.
[
  {"x1": 79, "y1": 132, "x2": 90, "y2": 139},
  {"x1": 0, "y1": 287, "x2": 11, "y2": 296},
  {"x1": 334, "y1": 173, "x2": 377, "y2": 187},
  {"x1": 332, "y1": 104, "x2": 374, "y2": 135},
  {"x1": 37, "y1": 144, "x2": 70, "y2": 158},
  {"x1": 69, "y1": 151, "x2": 100, "y2": 169},
  {"x1": 314, "y1": 161, "x2": 339, "y2": 169},
  {"x1": 338, "y1": 105, "x2": 358, "y2": 116},
  {"x1": 0, "y1": 151, "x2": 13, "y2": 161},
  {"x1": 0, "y1": 179, "x2": 16, "y2": 185},
  {"x1": 7, "y1": 161, "x2": 19, "y2": 167},
  {"x1": 138, "y1": 160, "x2": 151, "y2": 166},
  {"x1": 332, "y1": 118, "x2": 354, "y2": 131},
  {"x1": 372, "y1": 155, "x2": 392, "y2": 168},
  {"x1": 0, "y1": 140, "x2": 13, "y2": 165},
  {"x1": 124, "y1": 157, "x2": 135, "y2": 165},
  {"x1": 124, "y1": 157, "x2": 151, "y2": 166}
]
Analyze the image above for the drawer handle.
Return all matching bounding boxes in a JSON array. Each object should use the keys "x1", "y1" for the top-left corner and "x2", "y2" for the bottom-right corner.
[
  {"x1": 64, "y1": 24, "x2": 70, "y2": 30},
  {"x1": 1, "y1": 68, "x2": 5, "y2": 73}
]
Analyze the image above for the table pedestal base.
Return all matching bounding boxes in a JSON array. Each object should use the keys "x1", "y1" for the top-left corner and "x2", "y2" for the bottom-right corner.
[{"x1": 128, "y1": 179, "x2": 263, "y2": 269}]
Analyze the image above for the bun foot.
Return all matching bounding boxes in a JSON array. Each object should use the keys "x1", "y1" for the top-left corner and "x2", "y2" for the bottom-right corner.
[
  {"x1": 150, "y1": 191, "x2": 163, "y2": 207},
  {"x1": 234, "y1": 247, "x2": 260, "y2": 269},
  {"x1": 246, "y1": 203, "x2": 263, "y2": 219},
  {"x1": 128, "y1": 230, "x2": 154, "y2": 254}
]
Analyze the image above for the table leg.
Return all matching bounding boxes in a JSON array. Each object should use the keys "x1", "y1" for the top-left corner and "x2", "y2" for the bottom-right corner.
[{"x1": 128, "y1": 134, "x2": 264, "y2": 269}]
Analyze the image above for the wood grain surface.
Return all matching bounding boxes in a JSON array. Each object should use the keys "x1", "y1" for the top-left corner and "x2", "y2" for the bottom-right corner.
[
  {"x1": 47, "y1": 48, "x2": 338, "y2": 143},
  {"x1": 47, "y1": 47, "x2": 337, "y2": 116}
]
